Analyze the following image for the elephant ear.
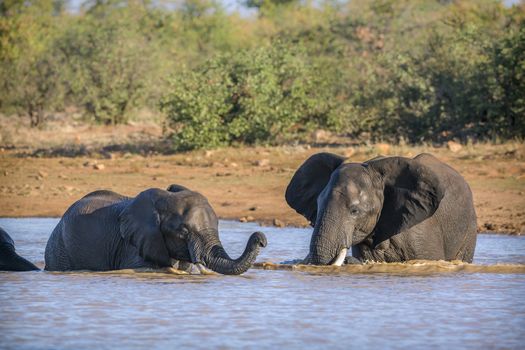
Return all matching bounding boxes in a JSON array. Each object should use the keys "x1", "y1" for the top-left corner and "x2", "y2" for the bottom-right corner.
[
  {"x1": 119, "y1": 189, "x2": 171, "y2": 267},
  {"x1": 166, "y1": 184, "x2": 190, "y2": 193},
  {"x1": 367, "y1": 156, "x2": 445, "y2": 246},
  {"x1": 285, "y1": 152, "x2": 346, "y2": 225}
]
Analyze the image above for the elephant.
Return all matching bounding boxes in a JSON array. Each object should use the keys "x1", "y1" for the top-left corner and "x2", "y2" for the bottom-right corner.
[
  {"x1": 44, "y1": 185, "x2": 267, "y2": 275},
  {"x1": 285, "y1": 153, "x2": 477, "y2": 265},
  {"x1": 0, "y1": 227, "x2": 39, "y2": 271}
]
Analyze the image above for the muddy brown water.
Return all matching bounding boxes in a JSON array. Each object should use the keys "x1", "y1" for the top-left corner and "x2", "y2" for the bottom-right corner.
[{"x1": 1, "y1": 218, "x2": 524, "y2": 349}]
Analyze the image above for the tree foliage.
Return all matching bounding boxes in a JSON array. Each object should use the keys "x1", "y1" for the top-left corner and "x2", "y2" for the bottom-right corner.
[
  {"x1": 0, "y1": 0, "x2": 65, "y2": 126},
  {"x1": 0, "y1": 0, "x2": 523, "y2": 146},
  {"x1": 161, "y1": 44, "x2": 334, "y2": 149},
  {"x1": 57, "y1": 5, "x2": 154, "y2": 124}
]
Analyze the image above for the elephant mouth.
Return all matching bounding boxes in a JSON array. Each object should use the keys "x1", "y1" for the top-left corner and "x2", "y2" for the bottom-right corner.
[
  {"x1": 170, "y1": 258, "x2": 214, "y2": 274},
  {"x1": 330, "y1": 248, "x2": 348, "y2": 266},
  {"x1": 324, "y1": 227, "x2": 370, "y2": 266}
]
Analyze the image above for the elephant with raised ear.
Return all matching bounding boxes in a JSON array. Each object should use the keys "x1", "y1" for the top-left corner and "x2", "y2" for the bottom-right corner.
[
  {"x1": 45, "y1": 185, "x2": 267, "y2": 275},
  {"x1": 285, "y1": 153, "x2": 477, "y2": 265},
  {"x1": 0, "y1": 227, "x2": 39, "y2": 271}
]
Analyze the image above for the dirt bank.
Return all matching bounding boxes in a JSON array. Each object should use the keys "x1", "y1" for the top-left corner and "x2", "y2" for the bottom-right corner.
[{"x1": 0, "y1": 138, "x2": 523, "y2": 234}]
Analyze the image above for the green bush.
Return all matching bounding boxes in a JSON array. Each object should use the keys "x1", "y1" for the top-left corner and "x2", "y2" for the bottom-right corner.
[
  {"x1": 340, "y1": 5, "x2": 525, "y2": 142},
  {"x1": 161, "y1": 68, "x2": 232, "y2": 150},
  {"x1": 0, "y1": 0, "x2": 65, "y2": 126},
  {"x1": 161, "y1": 44, "x2": 333, "y2": 150},
  {"x1": 0, "y1": 0, "x2": 523, "y2": 144},
  {"x1": 57, "y1": 10, "x2": 154, "y2": 125},
  {"x1": 487, "y1": 26, "x2": 525, "y2": 138}
]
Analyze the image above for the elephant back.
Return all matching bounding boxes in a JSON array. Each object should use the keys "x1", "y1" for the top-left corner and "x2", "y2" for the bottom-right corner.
[{"x1": 44, "y1": 190, "x2": 128, "y2": 271}]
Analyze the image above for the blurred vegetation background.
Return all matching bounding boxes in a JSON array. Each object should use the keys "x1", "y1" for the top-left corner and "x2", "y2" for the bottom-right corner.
[{"x1": 0, "y1": 0, "x2": 524, "y2": 150}]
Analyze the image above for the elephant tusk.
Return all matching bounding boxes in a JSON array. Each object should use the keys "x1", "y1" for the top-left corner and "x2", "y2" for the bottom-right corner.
[
  {"x1": 331, "y1": 248, "x2": 348, "y2": 266},
  {"x1": 170, "y1": 259, "x2": 180, "y2": 269}
]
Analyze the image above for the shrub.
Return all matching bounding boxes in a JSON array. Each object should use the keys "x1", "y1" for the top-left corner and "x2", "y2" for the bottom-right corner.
[
  {"x1": 161, "y1": 44, "x2": 333, "y2": 150},
  {"x1": 487, "y1": 26, "x2": 525, "y2": 138},
  {"x1": 0, "y1": 0, "x2": 64, "y2": 126},
  {"x1": 57, "y1": 14, "x2": 153, "y2": 125}
]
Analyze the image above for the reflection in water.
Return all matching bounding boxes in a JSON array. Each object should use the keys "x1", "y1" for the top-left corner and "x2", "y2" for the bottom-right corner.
[{"x1": 1, "y1": 218, "x2": 525, "y2": 349}]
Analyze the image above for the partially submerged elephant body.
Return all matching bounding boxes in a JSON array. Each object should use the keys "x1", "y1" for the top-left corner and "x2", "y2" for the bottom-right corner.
[
  {"x1": 45, "y1": 185, "x2": 267, "y2": 275},
  {"x1": 0, "y1": 227, "x2": 39, "y2": 271},
  {"x1": 286, "y1": 153, "x2": 477, "y2": 265}
]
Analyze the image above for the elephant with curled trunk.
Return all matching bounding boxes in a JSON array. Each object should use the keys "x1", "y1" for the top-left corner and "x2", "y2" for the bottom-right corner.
[
  {"x1": 285, "y1": 153, "x2": 477, "y2": 265},
  {"x1": 45, "y1": 185, "x2": 267, "y2": 275}
]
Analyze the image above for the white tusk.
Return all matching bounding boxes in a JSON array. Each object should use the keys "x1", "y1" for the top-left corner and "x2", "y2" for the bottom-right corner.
[
  {"x1": 170, "y1": 259, "x2": 180, "y2": 269},
  {"x1": 331, "y1": 248, "x2": 348, "y2": 266}
]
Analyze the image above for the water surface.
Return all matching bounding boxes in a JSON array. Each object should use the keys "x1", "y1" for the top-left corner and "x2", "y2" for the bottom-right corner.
[{"x1": 1, "y1": 218, "x2": 524, "y2": 349}]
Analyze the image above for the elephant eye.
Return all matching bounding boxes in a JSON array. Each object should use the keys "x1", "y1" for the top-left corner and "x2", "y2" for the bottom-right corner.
[
  {"x1": 350, "y1": 208, "x2": 360, "y2": 215},
  {"x1": 175, "y1": 225, "x2": 189, "y2": 239}
]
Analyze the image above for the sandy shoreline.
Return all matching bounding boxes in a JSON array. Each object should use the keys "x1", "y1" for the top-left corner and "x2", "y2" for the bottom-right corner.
[{"x1": 1, "y1": 143, "x2": 523, "y2": 234}]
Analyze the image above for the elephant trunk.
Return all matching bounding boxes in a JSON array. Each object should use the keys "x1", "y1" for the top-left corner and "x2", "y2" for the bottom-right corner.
[
  {"x1": 194, "y1": 230, "x2": 267, "y2": 275},
  {"x1": 309, "y1": 209, "x2": 363, "y2": 265},
  {"x1": 309, "y1": 218, "x2": 347, "y2": 265}
]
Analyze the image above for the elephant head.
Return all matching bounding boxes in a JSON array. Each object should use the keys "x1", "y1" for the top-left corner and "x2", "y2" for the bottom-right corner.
[
  {"x1": 285, "y1": 153, "x2": 444, "y2": 265},
  {"x1": 119, "y1": 185, "x2": 267, "y2": 275}
]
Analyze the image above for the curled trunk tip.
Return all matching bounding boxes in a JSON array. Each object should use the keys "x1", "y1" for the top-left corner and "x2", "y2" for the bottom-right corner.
[
  {"x1": 204, "y1": 231, "x2": 267, "y2": 275},
  {"x1": 249, "y1": 231, "x2": 267, "y2": 248}
]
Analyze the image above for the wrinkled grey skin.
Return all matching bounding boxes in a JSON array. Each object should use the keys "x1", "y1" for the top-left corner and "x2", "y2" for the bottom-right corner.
[
  {"x1": 45, "y1": 185, "x2": 267, "y2": 275},
  {"x1": 0, "y1": 227, "x2": 39, "y2": 271},
  {"x1": 285, "y1": 153, "x2": 477, "y2": 265}
]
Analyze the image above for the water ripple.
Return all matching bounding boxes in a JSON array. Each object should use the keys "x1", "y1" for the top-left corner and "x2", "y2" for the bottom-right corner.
[{"x1": 1, "y1": 218, "x2": 524, "y2": 349}]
